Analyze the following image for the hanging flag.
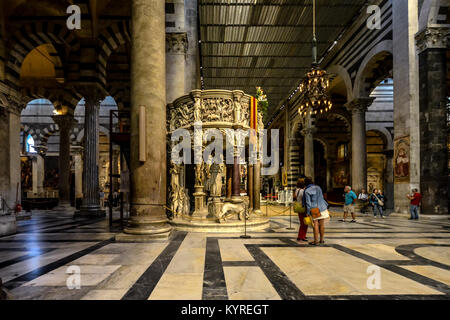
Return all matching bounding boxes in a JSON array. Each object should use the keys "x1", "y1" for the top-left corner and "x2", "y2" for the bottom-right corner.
[
  {"x1": 250, "y1": 97, "x2": 258, "y2": 154},
  {"x1": 250, "y1": 97, "x2": 258, "y2": 147},
  {"x1": 250, "y1": 96, "x2": 258, "y2": 130}
]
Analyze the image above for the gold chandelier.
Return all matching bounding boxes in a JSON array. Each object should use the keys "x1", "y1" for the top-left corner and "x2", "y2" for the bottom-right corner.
[{"x1": 298, "y1": 0, "x2": 332, "y2": 117}]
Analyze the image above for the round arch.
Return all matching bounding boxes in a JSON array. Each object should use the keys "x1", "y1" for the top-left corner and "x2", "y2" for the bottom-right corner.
[
  {"x1": 327, "y1": 64, "x2": 353, "y2": 102},
  {"x1": 419, "y1": 0, "x2": 449, "y2": 30},
  {"x1": 366, "y1": 126, "x2": 393, "y2": 150},
  {"x1": 353, "y1": 40, "x2": 393, "y2": 99},
  {"x1": 6, "y1": 22, "x2": 80, "y2": 86},
  {"x1": 97, "y1": 21, "x2": 131, "y2": 85}
]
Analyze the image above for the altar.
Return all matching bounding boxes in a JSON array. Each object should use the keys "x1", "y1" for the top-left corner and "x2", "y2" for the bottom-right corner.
[{"x1": 167, "y1": 89, "x2": 270, "y2": 232}]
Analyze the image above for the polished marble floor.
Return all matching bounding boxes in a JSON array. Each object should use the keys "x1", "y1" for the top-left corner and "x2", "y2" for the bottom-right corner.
[{"x1": 0, "y1": 210, "x2": 449, "y2": 300}]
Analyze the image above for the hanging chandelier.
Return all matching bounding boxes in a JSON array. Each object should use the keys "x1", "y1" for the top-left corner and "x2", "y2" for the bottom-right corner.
[{"x1": 298, "y1": 0, "x2": 332, "y2": 117}]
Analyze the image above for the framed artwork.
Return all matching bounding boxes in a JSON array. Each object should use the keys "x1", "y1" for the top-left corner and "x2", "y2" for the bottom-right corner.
[{"x1": 394, "y1": 136, "x2": 410, "y2": 182}]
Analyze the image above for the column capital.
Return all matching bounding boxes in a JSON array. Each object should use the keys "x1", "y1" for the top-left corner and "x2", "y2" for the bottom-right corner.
[
  {"x1": 166, "y1": 32, "x2": 188, "y2": 54},
  {"x1": 75, "y1": 84, "x2": 107, "y2": 105},
  {"x1": 301, "y1": 126, "x2": 316, "y2": 136},
  {"x1": 52, "y1": 114, "x2": 78, "y2": 130},
  {"x1": 345, "y1": 98, "x2": 375, "y2": 114},
  {"x1": 34, "y1": 145, "x2": 48, "y2": 156},
  {"x1": 415, "y1": 27, "x2": 450, "y2": 54},
  {"x1": 0, "y1": 94, "x2": 24, "y2": 116},
  {"x1": 70, "y1": 145, "x2": 84, "y2": 154}
]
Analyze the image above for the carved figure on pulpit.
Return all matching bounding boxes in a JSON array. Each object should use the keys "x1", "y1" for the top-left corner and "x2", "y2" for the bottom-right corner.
[
  {"x1": 195, "y1": 162, "x2": 205, "y2": 187},
  {"x1": 209, "y1": 162, "x2": 225, "y2": 197},
  {"x1": 193, "y1": 96, "x2": 203, "y2": 123}
]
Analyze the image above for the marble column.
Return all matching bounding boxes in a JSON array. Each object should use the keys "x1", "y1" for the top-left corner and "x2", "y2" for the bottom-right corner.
[
  {"x1": 253, "y1": 161, "x2": 262, "y2": 214},
  {"x1": 124, "y1": 0, "x2": 171, "y2": 237},
  {"x1": 392, "y1": 0, "x2": 421, "y2": 213},
  {"x1": 226, "y1": 165, "x2": 232, "y2": 199},
  {"x1": 416, "y1": 26, "x2": 449, "y2": 215},
  {"x1": 231, "y1": 153, "x2": 241, "y2": 202},
  {"x1": 301, "y1": 116, "x2": 315, "y2": 179},
  {"x1": 0, "y1": 102, "x2": 21, "y2": 211},
  {"x1": 77, "y1": 93, "x2": 105, "y2": 217},
  {"x1": 53, "y1": 114, "x2": 77, "y2": 210},
  {"x1": 71, "y1": 146, "x2": 83, "y2": 200},
  {"x1": 346, "y1": 98, "x2": 373, "y2": 194},
  {"x1": 32, "y1": 154, "x2": 45, "y2": 197},
  {"x1": 326, "y1": 155, "x2": 335, "y2": 193},
  {"x1": 166, "y1": 33, "x2": 188, "y2": 103},
  {"x1": 248, "y1": 164, "x2": 254, "y2": 209}
]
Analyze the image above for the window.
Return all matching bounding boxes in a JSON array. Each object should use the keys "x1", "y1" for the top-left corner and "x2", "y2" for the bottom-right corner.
[{"x1": 26, "y1": 134, "x2": 36, "y2": 153}]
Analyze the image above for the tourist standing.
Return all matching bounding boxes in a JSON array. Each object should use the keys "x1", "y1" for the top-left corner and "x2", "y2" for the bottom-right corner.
[
  {"x1": 407, "y1": 189, "x2": 422, "y2": 220},
  {"x1": 294, "y1": 178, "x2": 307, "y2": 242},
  {"x1": 370, "y1": 189, "x2": 385, "y2": 218},
  {"x1": 341, "y1": 186, "x2": 357, "y2": 223},
  {"x1": 302, "y1": 177, "x2": 330, "y2": 246},
  {"x1": 358, "y1": 189, "x2": 369, "y2": 214}
]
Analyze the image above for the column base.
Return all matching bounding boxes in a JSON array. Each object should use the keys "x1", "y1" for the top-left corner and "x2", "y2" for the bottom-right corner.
[
  {"x1": 231, "y1": 196, "x2": 243, "y2": 204},
  {"x1": 53, "y1": 202, "x2": 75, "y2": 213},
  {"x1": 74, "y1": 207, "x2": 106, "y2": 218},
  {"x1": 123, "y1": 217, "x2": 172, "y2": 238}
]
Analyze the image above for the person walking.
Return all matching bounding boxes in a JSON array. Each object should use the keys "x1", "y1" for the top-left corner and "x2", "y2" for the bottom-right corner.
[
  {"x1": 370, "y1": 189, "x2": 385, "y2": 218},
  {"x1": 302, "y1": 177, "x2": 330, "y2": 246},
  {"x1": 358, "y1": 189, "x2": 369, "y2": 214},
  {"x1": 294, "y1": 178, "x2": 308, "y2": 242},
  {"x1": 341, "y1": 186, "x2": 357, "y2": 223},
  {"x1": 407, "y1": 189, "x2": 422, "y2": 220}
]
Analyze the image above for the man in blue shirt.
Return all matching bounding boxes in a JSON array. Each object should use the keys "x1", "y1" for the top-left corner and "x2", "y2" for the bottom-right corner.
[{"x1": 341, "y1": 186, "x2": 357, "y2": 223}]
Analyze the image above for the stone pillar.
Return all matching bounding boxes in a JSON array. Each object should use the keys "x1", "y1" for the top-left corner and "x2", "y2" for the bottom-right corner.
[
  {"x1": 53, "y1": 114, "x2": 77, "y2": 210},
  {"x1": 226, "y1": 165, "x2": 232, "y2": 199},
  {"x1": 346, "y1": 98, "x2": 373, "y2": 194},
  {"x1": 71, "y1": 146, "x2": 83, "y2": 200},
  {"x1": 77, "y1": 92, "x2": 105, "y2": 217},
  {"x1": 416, "y1": 26, "x2": 449, "y2": 215},
  {"x1": 326, "y1": 155, "x2": 335, "y2": 193},
  {"x1": 392, "y1": 0, "x2": 421, "y2": 213},
  {"x1": 384, "y1": 149, "x2": 394, "y2": 211},
  {"x1": 166, "y1": 33, "x2": 188, "y2": 103},
  {"x1": 184, "y1": 0, "x2": 201, "y2": 91},
  {"x1": 231, "y1": 153, "x2": 241, "y2": 202},
  {"x1": 248, "y1": 164, "x2": 254, "y2": 209},
  {"x1": 32, "y1": 154, "x2": 44, "y2": 196},
  {"x1": 301, "y1": 117, "x2": 315, "y2": 179},
  {"x1": 124, "y1": 0, "x2": 171, "y2": 237},
  {"x1": 0, "y1": 102, "x2": 21, "y2": 211},
  {"x1": 253, "y1": 161, "x2": 262, "y2": 214}
]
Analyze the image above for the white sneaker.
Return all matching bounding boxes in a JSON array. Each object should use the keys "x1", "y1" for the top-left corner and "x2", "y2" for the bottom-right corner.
[{"x1": 382, "y1": 216, "x2": 386, "y2": 219}]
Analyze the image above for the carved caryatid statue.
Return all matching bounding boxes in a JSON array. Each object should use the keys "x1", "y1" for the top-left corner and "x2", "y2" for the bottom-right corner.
[
  {"x1": 209, "y1": 161, "x2": 225, "y2": 197},
  {"x1": 195, "y1": 161, "x2": 205, "y2": 187},
  {"x1": 193, "y1": 96, "x2": 203, "y2": 123}
]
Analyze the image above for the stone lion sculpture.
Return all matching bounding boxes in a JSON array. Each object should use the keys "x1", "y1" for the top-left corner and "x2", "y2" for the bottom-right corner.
[{"x1": 218, "y1": 200, "x2": 249, "y2": 223}]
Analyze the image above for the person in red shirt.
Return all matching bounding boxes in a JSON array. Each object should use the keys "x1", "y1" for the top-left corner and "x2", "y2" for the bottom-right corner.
[{"x1": 406, "y1": 189, "x2": 422, "y2": 220}]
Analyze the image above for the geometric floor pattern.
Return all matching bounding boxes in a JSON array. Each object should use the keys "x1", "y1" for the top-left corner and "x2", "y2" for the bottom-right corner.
[{"x1": 1, "y1": 211, "x2": 449, "y2": 300}]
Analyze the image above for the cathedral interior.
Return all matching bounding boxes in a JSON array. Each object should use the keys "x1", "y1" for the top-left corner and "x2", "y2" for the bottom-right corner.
[{"x1": 0, "y1": 0, "x2": 449, "y2": 301}]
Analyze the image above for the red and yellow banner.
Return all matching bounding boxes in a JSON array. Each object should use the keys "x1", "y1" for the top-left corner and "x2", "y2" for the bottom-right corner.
[{"x1": 250, "y1": 97, "x2": 258, "y2": 130}]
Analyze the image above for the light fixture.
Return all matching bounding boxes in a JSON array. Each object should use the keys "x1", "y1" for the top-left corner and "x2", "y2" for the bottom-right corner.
[{"x1": 298, "y1": 0, "x2": 332, "y2": 117}]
